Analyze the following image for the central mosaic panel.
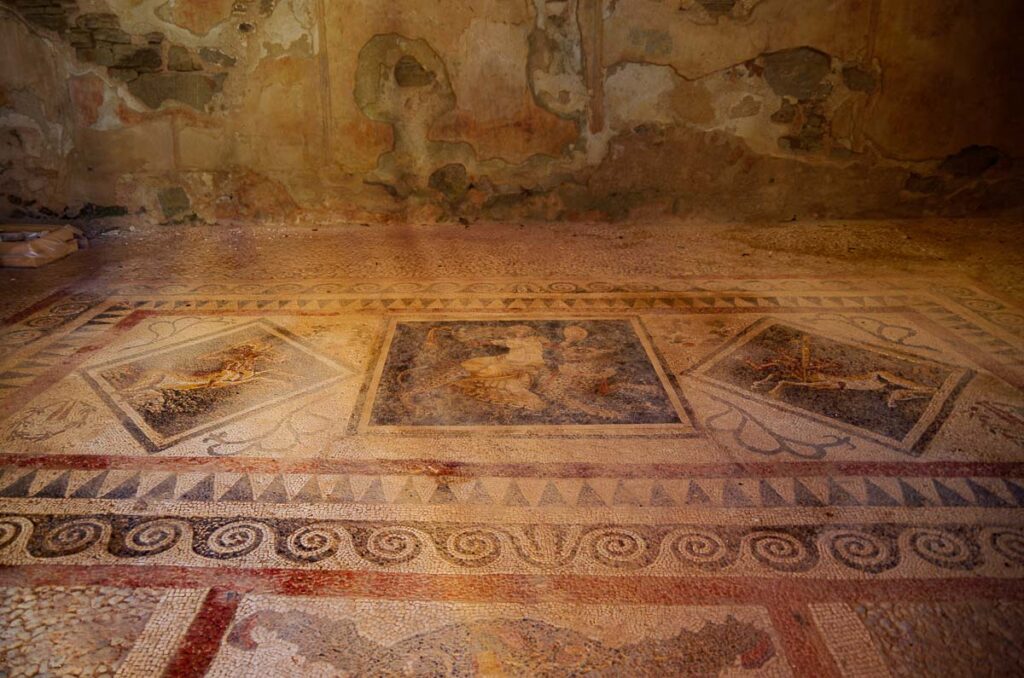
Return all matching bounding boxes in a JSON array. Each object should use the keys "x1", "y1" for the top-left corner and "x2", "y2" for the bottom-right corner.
[{"x1": 363, "y1": 318, "x2": 689, "y2": 430}]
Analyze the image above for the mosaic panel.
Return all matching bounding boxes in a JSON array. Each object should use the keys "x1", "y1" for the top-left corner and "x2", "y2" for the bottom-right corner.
[
  {"x1": 207, "y1": 596, "x2": 789, "y2": 677},
  {"x1": 362, "y1": 318, "x2": 690, "y2": 433},
  {"x1": 81, "y1": 320, "x2": 348, "y2": 451},
  {"x1": 692, "y1": 320, "x2": 972, "y2": 453}
]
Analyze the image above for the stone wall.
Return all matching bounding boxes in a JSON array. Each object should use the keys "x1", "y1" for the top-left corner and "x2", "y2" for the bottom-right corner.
[{"x1": 1, "y1": 0, "x2": 1022, "y2": 224}]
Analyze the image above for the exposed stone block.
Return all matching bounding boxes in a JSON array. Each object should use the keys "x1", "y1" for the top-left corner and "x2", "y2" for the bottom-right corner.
[
  {"x1": 168, "y1": 46, "x2": 201, "y2": 72},
  {"x1": 762, "y1": 47, "x2": 832, "y2": 101},
  {"x1": 92, "y1": 27, "x2": 131, "y2": 45},
  {"x1": 199, "y1": 47, "x2": 237, "y2": 67},
  {"x1": 842, "y1": 65, "x2": 878, "y2": 93},
  {"x1": 76, "y1": 13, "x2": 121, "y2": 31},
  {"x1": 394, "y1": 55, "x2": 435, "y2": 88},
  {"x1": 905, "y1": 173, "x2": 946, "y2": 194},
  {"x1": 108, "y1": 67, "x2": 138, "y2": 82},
  {"x1": 76, "y1": 46, "x2": 115, "y2": 67},
  {"x1": 429, "y1": 164, "x2": 470, "y2": 203},
  {"x1": 113, "y1": 46, "x2": 162, "y2": 73},
  {"x1": 196, "y1": 47, "x2": 236, "y2": 67},
  {"x1": 67, "y1": 29, "x2": 94, "y2": 49},
  {"x1": 697, "y1": 0, "x2": 737, "y2": 16},
  {"x1": 157, "y1": 186, "x2": 192, "y2": 220},
  {"x1": 939, "y1": 145, "x2": 1004, "y2": 178},
  {"x1": 126, "y1": 72, "x2": 227, "y2": 111}
]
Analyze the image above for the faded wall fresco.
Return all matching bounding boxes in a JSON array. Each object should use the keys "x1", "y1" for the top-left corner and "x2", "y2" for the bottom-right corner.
[{"x1": 1, "y1": 0, "x2": 1022, "y2": 224}]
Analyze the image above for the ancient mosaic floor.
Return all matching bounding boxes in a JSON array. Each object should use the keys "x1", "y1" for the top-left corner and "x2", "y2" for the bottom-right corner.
[{"x1": 2, "y1": 226, "x2": 1024, "y2": 676}]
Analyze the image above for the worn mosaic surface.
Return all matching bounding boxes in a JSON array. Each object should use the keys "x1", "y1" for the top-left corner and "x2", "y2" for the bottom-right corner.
[{"x1": 1, "y1": 270, "x2": 1024, "y2": 676}]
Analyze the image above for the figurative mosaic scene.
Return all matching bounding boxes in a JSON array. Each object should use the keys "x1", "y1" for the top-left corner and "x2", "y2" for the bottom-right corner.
[
  {"x1": 2, "y1": 239, "x2": 1023, "y2": 675},
  {"x1": 1, "y1": 0, "x2": 1023, "y2": 676},
  {"x1": 366, "y1": 319, "x2": 687, "y2": 429}
]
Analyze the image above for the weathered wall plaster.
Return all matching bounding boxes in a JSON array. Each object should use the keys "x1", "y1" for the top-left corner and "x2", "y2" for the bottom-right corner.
[{"x1": 1, "y1": 0, "x2": 1021, "y2": 224}]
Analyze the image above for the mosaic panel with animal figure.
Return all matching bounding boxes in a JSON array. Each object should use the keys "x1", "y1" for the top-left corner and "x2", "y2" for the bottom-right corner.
[
  {"x1": 362, "y1": 318, "x2": 691, "y2": 432},
  {"x1": 81, "y1": 320, "x2": 348, "y2": 451},
  {"x1": 691, "y1": 319, "x2": 973, "y2": 453}
]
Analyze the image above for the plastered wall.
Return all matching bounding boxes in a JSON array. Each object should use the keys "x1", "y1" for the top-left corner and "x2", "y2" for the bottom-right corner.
[{"x1": 1, "y1": 0, "x2": 1022, "y2": 224}]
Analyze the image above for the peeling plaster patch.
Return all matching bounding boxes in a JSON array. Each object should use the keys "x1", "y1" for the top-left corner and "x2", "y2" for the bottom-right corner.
[
  {"x1": 432, "y1": 18, "x2": 579, "y2": 163},
  {"x1": 355, "y1": 33, "x2": 469, "y2": 192},
  {"x1": 605, "y1": 62, "x2": 677, "y2": 128},
  {"x1": 605, "y1": 61, "x2": 717, "y2": 131},
  {"x1": 68, "y1": 74, "x2": 105, "y2": 127},
  {"x1": 355, "y1": 34, "x2": 454, "y2": 126},
  {"x1": 627, "y1": 27, "x2": 672, "y2": 58},
  {"x1": 527, "y1": 0, "x2": 587, "y2": 120},
  {"x1": 0, "y1": 112, "x2": 48, "y2": 158},
  {"x1": 258, "y1": 0, "x2": 314, "y2": 58},
  {"x1": 156, "y1": 0, "x2": 235, "y2": 37}
]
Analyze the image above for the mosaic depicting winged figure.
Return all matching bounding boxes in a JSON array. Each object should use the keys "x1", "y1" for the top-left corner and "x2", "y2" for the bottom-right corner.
[
  {"x1": 398, "y1": 324, "x2": 659, "y2": 420},
  {"x1": 109, "y1": 339, "x2": 299, "y2": 414},
  {"x1": 747, "y1": 334, "x2": 937, "y2": 408}
]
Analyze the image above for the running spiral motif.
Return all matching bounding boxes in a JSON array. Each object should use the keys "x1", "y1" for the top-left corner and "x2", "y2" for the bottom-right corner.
[
  {"x1": 33, "y1": 519, "x2": 106, "y2": 557},
  {"x1": 437, "y1": 527, "x2": 503, "y2": 567},
  {"x1": 961, "y1": 298, "x2": 1002, "y2": 312},
  {"x1": 358, "y1": 526, "x2": 424, "y2": 565},
  {"x1": 49, "y1": 301, "x2": 93, "y2": 317},
  {"x1": 548, "y1": 282, "x2": 581, "y2": 293},
  {"x1": 2, "y1": 329, "x2": 44, "y2": 346},
  {"x1": 200, "y1": 521, "x2": 267, "y2": 559},
  {"x1": 118, "y1": 519, "x2": 186, "y2": 557},
  {"x1": 993, "y1": 312, "x2": 1024, "y2": 329},
  {"x1": 907, "y1": 527, "x2": 979, "y2": 570},
  {"x1": 0, "y1": 519, "x2": 24, "y2": 551},
  {"x1": 587, "y1": 528, "x2": 650, "y2": 568},
  {"x1": 989, "y1": 528, "x2": 1024, "y2": 566},
  {"x1": 825, "y1": 529, "x2": 899, "y2": 574},
  {"x1": 280, "y1": 524, "x2": 341, "y2": 563},
  {"x1": 746, "y1": 530, "x2": 818, "y2": 572},
  {"x1": 669, "y1": 530, "x2": 735, "y2": 570},
  {"x1": 25, "y1": 314, "x2": 64, "y2": 329}
]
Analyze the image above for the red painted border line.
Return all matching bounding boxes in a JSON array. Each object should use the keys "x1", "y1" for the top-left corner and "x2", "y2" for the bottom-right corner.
[
  {"x1": 4, "y1": 564, "x2": 1024, "y2": 605},
  {"x1": 161, "y1": 587, "x2": 239, "y2": 678},
  {"x1": 770, "y1": 603, "x2": 840, "y2": 677},
  {"x1": 2, "y1": 288, "x2": 69, "y2": 325},
  {"x1": 2, "y1": 453, "x2": 1024, "y2": 479}
]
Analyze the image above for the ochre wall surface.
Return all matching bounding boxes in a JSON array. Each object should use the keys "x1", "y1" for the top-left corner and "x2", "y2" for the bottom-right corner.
[{"x1": 1, "y1": 0, "x2": 1022, "y2": 224}]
